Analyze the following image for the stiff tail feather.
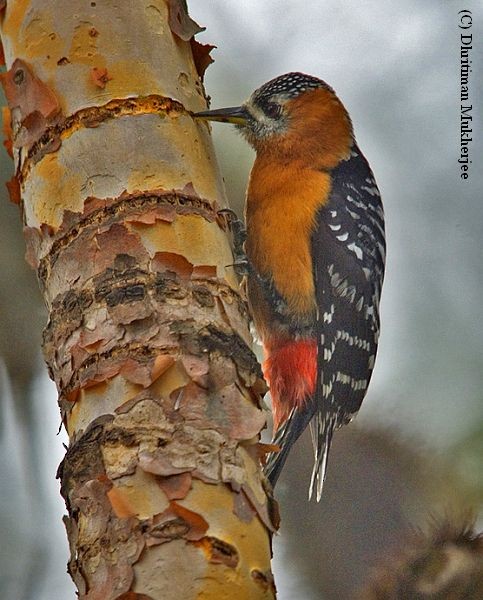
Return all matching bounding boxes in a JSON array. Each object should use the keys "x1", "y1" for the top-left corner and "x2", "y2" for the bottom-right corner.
[
  {"x1": 264, "y1": 404, "x2": 317, "y2": 488},
  {"x1": 308, "y1": 412, "x2": 337, "y2": 502}
]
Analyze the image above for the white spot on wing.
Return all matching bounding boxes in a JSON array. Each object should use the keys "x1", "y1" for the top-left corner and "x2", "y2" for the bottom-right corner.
[
  {"x1": 378, "y1": 241, "x2": 386, "y2": 261},
  {"x1": 347, "y1": 208, "x2": 360, "y2": 220},
  {"x1": 347, "y1": 242, "x2": 363, "y2": 260},
  {"x1": 347, "y1": 195, "x2": 365, "y2": 209},
  {"x1": 361, "y1": 185, "x2": 380, "y2": 196},
  {"x1": 323, "y1": 304, "x2": 335, "y2": 323}
]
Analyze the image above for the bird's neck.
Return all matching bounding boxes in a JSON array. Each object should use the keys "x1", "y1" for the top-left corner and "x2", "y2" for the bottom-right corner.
[
  {"x1": 252, "y1": 87, "x2": 354, "y2": 170},
  {"x1": 246, "y1": 157, "x2": 330, "y2": 216}
]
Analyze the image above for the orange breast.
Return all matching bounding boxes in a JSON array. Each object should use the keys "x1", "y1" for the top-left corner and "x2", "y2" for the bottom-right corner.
[{"x1": 246, "y1": 158, "x2": 331, "y2": 319}]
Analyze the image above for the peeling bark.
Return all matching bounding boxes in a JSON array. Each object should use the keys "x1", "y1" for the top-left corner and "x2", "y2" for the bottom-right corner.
[{"x1": 0, "y1": 1, "x2": 276, "y2": 598}]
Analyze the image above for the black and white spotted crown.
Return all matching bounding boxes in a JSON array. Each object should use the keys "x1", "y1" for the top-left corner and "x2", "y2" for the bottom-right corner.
[{"x1": 252, "y1": 72, "x2": 332, "y2": 104}]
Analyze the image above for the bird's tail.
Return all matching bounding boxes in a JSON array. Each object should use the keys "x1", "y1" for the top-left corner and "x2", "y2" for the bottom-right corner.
[
  {"x1": 264, "y1": 403, "x2": 317, "y2": 488},
  {"x1": 308, "y1": 412, "x2": 337, "y2": 502}
]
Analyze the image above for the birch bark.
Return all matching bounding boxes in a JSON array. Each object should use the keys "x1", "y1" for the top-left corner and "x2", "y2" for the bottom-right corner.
[{"x1": 0, "y1": 1, "x2": 277, "y2": 597}]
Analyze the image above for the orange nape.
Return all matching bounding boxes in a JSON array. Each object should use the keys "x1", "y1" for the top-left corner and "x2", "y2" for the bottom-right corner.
[{"x1": 262, "y1": 338, "x2": 317, "y2": 430}]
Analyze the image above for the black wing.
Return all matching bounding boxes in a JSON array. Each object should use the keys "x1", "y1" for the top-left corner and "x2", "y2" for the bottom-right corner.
[{"x1": 310, "y1": 144, "x2": 385, "y2": 500}]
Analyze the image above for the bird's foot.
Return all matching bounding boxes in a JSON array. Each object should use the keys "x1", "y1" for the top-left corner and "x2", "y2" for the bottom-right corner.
[{"x1": 217, "y1": 208, "x2": 249, "y2": 277}]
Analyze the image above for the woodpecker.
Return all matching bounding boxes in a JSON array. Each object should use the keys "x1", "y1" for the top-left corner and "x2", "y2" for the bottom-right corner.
[{"x1": 195, "y1": 72, "x2": 385, "y2": 500}]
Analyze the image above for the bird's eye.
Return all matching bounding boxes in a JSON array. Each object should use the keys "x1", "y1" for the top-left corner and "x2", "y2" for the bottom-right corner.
[{"x1": 264, "y1": 102, "x2": 281, "y2": 119}]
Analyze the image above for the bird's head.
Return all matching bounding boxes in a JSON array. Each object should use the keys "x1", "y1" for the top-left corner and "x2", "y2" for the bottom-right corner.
[{"x1": 194, "y1": 72, "x2": 354, "y2": 168}]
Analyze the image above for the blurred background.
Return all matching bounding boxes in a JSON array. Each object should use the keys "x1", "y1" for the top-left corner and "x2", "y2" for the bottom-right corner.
[{"x1": 1, "y1": 1, "x2": 482, "y2": 598}]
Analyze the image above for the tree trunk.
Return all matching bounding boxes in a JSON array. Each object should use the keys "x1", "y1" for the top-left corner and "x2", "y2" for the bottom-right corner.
[{"x1": 0, "y1": 1, "x2": 277, "y2": 598}]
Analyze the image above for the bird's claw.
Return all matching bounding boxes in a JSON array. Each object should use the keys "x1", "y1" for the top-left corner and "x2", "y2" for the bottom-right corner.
[
  {"x1": 217, "y1": 208, "x2": 249, "y2": 276},
  {"x1": 230, "y1": 257, "x2": 249, "y2": 277},
  {"x1": 217, "y1": 207, "x2": 238, "y2": 224}
]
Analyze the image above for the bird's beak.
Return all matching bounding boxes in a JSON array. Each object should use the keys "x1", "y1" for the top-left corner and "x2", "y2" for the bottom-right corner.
[{"x1": 193, "y1": 106, "x2": 249, "y2": 126}]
